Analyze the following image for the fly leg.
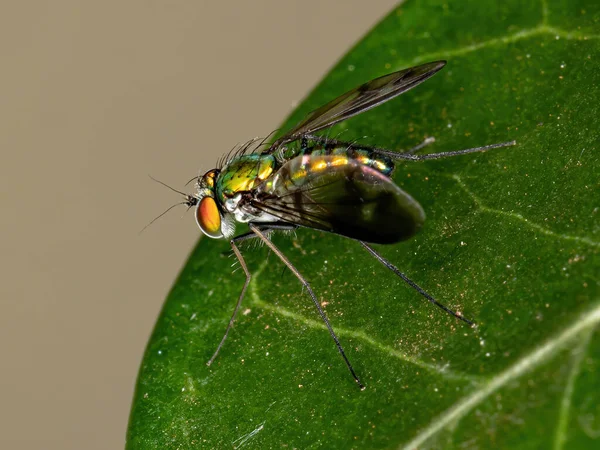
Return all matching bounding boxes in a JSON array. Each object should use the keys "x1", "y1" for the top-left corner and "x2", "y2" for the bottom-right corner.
[
  {"x1": 359, "y1": 241, "x2": 475, "y2": 327},
  {"x1": 207, "y1": 224, "x2": 297, "y2": 366},
  {"x1": 249, "y1": 223, "x2": 365, "y2": 389}
]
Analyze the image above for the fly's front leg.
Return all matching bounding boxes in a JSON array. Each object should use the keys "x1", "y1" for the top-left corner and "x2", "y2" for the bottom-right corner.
[
  {"x1": 207, "y1": 223, "x2": 298, "y2": 366},
  {"x1": 206, "y1": 236, "x2": 253, "y2": 366}
]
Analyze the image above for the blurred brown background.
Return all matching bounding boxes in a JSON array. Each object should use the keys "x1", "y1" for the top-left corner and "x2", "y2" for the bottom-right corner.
[{"x1": 0, "y1": 1, "x2": 397, "y2": 448}]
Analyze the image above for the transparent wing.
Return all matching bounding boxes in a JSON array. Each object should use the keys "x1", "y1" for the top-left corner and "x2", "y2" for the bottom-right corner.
[
  {"x1": 249, "y1": 155, "x2": 425, "y2": 244},
  {"x1": 271, "y1": 60, "x2": 446, "y2": 148}
]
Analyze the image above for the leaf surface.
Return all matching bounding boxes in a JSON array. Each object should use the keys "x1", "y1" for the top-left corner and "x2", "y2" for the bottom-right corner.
[{"x1": 128, "y1": 1, "x2": 600, "y2": 448}]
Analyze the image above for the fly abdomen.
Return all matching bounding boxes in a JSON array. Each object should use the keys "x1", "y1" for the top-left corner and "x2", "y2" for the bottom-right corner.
[
  {"x1": 259, "y1": 153, "x2": 425, "y2": 244},
  {"x1": 278, "y1": 138, "x2": 395, "y2": 176},
  {"x1": 343, "y1": 147, "x2": 394, "y2": 176},
  {"x1": 310, "y1": 146, "x2": 395, "y2": 176}
]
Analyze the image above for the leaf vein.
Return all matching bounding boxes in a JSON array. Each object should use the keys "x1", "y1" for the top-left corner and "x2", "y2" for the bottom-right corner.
[
  {"x1": 553, "y1": 328, "x2": 594, "y2": 450},
  {"x1": 452, "y1": 174, "x2": 600, "y2": 248},
  {"x1": 248, "y1": 260, "x2": 482, "y2": 383},
  {"x1": 405, "y1": 24, "x2": 599, "y2": 67},
  {"x1": 400, "y1": 301, "x2": 600, "y2": 450}
]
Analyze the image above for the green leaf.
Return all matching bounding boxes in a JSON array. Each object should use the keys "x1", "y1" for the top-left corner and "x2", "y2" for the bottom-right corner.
[{"x1": 127, "y1": 1, "x2": 600, "y2": 448}]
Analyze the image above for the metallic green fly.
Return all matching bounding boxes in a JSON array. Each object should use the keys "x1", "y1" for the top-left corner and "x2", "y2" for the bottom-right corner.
[{"x1": 162, "y1": 60, "x2": 515, "y2": 389}]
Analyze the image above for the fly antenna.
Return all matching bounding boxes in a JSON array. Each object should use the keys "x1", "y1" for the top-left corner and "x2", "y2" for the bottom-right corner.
[
  {"x1": 185, "y1": 175, "x2": 200, "y2": 187},
  {"x1": 139, "y1": 201, "x2": 190, "y2": 234},
  {"x1": 148, "y1": 175, "x2": 189, "y2": 197}
]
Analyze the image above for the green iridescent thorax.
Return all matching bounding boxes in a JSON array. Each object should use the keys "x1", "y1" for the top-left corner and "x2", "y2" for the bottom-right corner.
[{"x1": 215, "y1": 154, "x2": 277, "y2": 202}]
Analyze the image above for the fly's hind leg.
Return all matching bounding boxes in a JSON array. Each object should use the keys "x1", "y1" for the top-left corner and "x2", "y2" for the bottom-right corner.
[
  {"x1": 377, "y1": 140, "x2": 516, "y2": 161},
  {"x1": 301, "y1": 133, "x2": 434, "y2": 154},
  {"x1": 301, "y1": 133, "x2": 515, "y2": 161},
  {"x1": 359, "y1": 241, "x2": 475, "y2": 327}
]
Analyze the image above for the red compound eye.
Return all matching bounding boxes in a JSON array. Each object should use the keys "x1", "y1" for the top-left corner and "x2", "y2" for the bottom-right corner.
[{"x1": 196, "y1": 197, "x2": 223, "y2": 239}]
